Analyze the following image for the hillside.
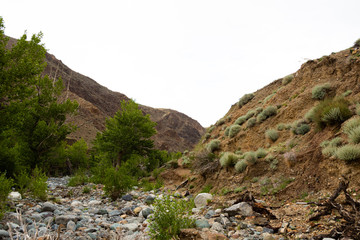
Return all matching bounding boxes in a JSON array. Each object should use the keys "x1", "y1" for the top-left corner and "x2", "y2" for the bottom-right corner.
[{"x1": 7, "y1": 37, "x2": 205, "y2": 152}]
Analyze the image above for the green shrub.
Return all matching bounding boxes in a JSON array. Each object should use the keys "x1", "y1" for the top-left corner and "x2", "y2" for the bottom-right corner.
[
  {"x1": 342, "y1": 90, "x2": 352, "y2": 97},
  {"x1": 263, "y1": 106, "x2": 277, "y2": 117},
  {"x1": 322, "y1": 146, "x2": 338, "y2": 157},
  {"x1": 216, "y1": 118, "x2": 226, "y2": 126},
  {"x1": 0, "y1": 172, "x2": 13, "y2": 220},
  {"x1": 235, "y1": 116, "x2": 247, "y2": 125},
  {"x1": 321, "y1": 137, "x2": 344, "y2": 157},
  {"x1": 343, "y1": 117, "x2": 360, "y2": 135},
  {"x1": 82, "y1": 186, "x2": 91, "y2": 194},
  {"x1": 255, "y1": 107, "x2": 263, "y2": 114},
  {"x1": 247, "y1": 117, "x2": 256, "y2": 128},
  {"x1": 264, "y1": 93, "x2": 276, "y2": 103},
  {"x1": 201, "y1": 184, "x2": 213, "y2": 193},
  {"x1": 312, "y1": 83, "x2": 331, "y2": 100},
  {"x1": 238, "y1": 93, "x2": 255, "y2": 107},
  {"x1": 348, "y1": 126, "x2": 360, "y2": 144},
  {"x1": 244, "y1": 151, "x2": 257, "y2": 165},
  {"x1": 292, "y1": 120, "x2": 310, "y2": 135},
  {"x1": 282, "y1": 74, "x2": 294, "y2": 85},
  {"x1": 245, "y1": 110, "x2": 256, "y2": 120},
  {"x1": 206, "y1": 140, "x2": 220, "y2": 153},
  {"x1": 329, "y1": 137, "x2": 344, "y2": 147},
  {"x1": 14, "y1": 170, "x2": 30, "y2": 195},
  {"x1": 312, "y1": 98, "x2": 352, "y2": 129},
  {"x1": 265, "y1": 129, "x2": 279, "y2": 142},
  {"x1": 224, "y1": 126, "x2": 230, "y2": 136},
  {"x1": 103, "y1": 166, "x2": 135, "y2": 201},
  {"x1": 269, "y1": 158, "x2": 278, "y2": 170},
  {"x1": 220, "y1": 152, "x2": 239, "y2": 167},
  {"x1": 204, "y1": 133, "x2": 211, "y2": 140},
  {"x1": 356, "y1": 104, "x2": 360, "y2": 116},
  {"x1": 149, "y1": 194, "x2": 195, "y2": 240},
  {"x1": 354, "y1": 38, "x2": 360, "y2": 47},
  {"x1": 257, "y1": 113, "x2": 267, "y2": 123},
  {"x1": 255, "y1": 148, "x2": 267, "y2": 158},
  {"x1": 335, "y1": 145, "x2": 360, "y2": 162},
  {"x1": 277, "y1": 123, "x2": 285, "y2": 131},
  {"x1": 305, "y1": 107, "x2": 316, "y2": 122},
  {"x1": 235, "y1": 160, "x2": 248, "y2": 173},
  {"x1": 320, "y1": 140, "x2": 330, "y2": 148},
  {"x1": 29, "y1": 167, "x2": 48, "y2": 201},
  {"x1": 207, "y1": 125, "x2": 215, "y2": 133},
  {"x1": 67, "y1": 139, "x2": 89, "y2": 170},
  {"x1": 68, "y1": 169, "x2": 89, "y2": 187},
  {"x1": 229, "y1": 125, "x2": 241, "y2": 138}
]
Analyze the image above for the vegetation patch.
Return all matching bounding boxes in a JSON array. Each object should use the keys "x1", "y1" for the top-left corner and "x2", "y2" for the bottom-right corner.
[
  {"x1": 235, "y1": 159, "x2": 248, "y2": 173},
  {"x1": 238, "y1": 93, "x2": 255, "y2": 107},
  {"x1": 335, "y1": 145, "x2": 360, "y2": 162},
  {"x1": 343, "y1": 117, "x2": 360, "y2": 135},
  {"x1": 255, "y1": 148, "x2": 268, "y2": 158},
  {"x1": 244, "y1": 151, "x2": 257, "y2": 165},
  {"x1": 229, "y1": 125, "x2": 241, "y2": 138},
  {"x1": 282, "y1": 74, "x2": 294, "y2": 85},
  {"x1": 247, "y1": 117, "x2": 257, "y2": 128},
  {"x1": 312, "y1": 83, "x2": 331, "y2": 100},
  {"x1": 220, "y1": 152, "x2": 239, "y2": 167},
  {"x1": 292, "y1": 120, "x2": 311, "y2": 135},
  {"x1": 266, "y1": 129, "x2": 279, "y2": 142},
  {"x1": 235, "y1": 116, "x2": 247, "y2": 125},
  {"x1": 207, "y1": 140, "x2": 221, "y2": 153}
]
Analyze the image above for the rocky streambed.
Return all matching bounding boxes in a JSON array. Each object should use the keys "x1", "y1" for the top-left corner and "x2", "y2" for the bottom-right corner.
[{"x1": 0, "y1": 177, "x2": 336, "y2": 240}]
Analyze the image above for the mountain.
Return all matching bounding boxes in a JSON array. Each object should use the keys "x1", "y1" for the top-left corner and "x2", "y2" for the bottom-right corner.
[{"x1": 6, "y1": 37, "x2": 205, "y2": 152}]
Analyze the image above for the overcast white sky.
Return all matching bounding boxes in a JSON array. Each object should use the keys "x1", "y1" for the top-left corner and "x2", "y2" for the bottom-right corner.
[{"x1": 2, "y1": 1, "x2": 360, "y2": 127}]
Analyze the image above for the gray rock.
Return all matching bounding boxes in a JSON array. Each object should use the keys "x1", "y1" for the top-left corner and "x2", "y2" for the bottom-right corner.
[
  {"x1": 96, "y1": 209, "x2": 108, "y2": 215},
  {"x1": 71, "y1": 200, "x2": 83, "y2": 208},
  {"x1": 8, "y1": 191, "x2": 21, "y2": 201},
  {"x1": 40, "y1": 211, "x2": 53, "y2": 219},
  {"x1": 67, "y1": 220, "x2": 76, "y2": 231},
  {"x1": 88, "y1": 200, "x2": 101, "y2": 206},
  {"x1": 223, "y1": 202, "x2": 253, "y2": 217},
  {"x1": 141, "y1": 208, "x2": 153, "y2": 219},
  {"x1": 194, "y1": 193, "x2": 213, "y2": 208},
  {"x1": 55, "y1": 215, "x2": 77, "y2": 225},
  {"x1": 85, "y1": 228, "x2": 98, "y2": 233},
  {"x1": 110, "y1": 223, "x2": 121, "y2": 231},
  {"x1": 38, "y1": 226, "x2": 48, "y2": 236},
  {"x1": 109, "y1": 210, "x2": 121, "y2": 217},
  {"x1": 195, "y1": 219, "x2": 211, "y2": 229},
  {"x1": 210, "y1": 222, "x2": 224, "y2": 232},
  {"x1": 145, "y1": 195, "x2": 156, "y2": 204},
  {"x1": 122, "y1": 223, "x2": 138, "y2": 232},
  {"x1": 122, "y1": 194, "x2": 133, "y2": 201},
  {"x1": 0, "y1": 230, "x2": 9, "y2": 238},
  {"x1": 30, "y1": 213, "x2": 42, "y2": 222},
  {"x1": 41, "y1": 202, "x2": 57, "y2": 212},
  {"x1": 205, "y1": 210, "x2": 215, "y2": 219}
]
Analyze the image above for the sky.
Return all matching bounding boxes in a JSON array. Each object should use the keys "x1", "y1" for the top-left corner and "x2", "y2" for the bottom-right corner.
[{"x1": 2, "y1": 1, "x2": 360, "y2": 127}]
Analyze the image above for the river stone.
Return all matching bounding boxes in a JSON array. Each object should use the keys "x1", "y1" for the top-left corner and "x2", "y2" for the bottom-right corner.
[
  {"x1": 71, "y1": 200, "x2": 83, "y2": 208},
  {"x1": 110, "y1": 223, "x2": 121, "y2": 231},
  {"x1": 141, "y1": 208, "x2": 153, "y2": 219},
  {"x1": 122, "y1": 194, "x2": 133, "y2": 201},
  {"x1": 41, "y1": 202, "x2": 57, "y2": 212},
  {"x1": 67, "y1": 220, "x2": 76, "y2": 231},
  {"x1": 205, "y1": 210, "x2": 215, "y2": 219},
  {"x1": 0, "y1": 230, "x2": 9, "y2": 238},
  {"x1": 8, "y1": 192, "x2": 22, "y2": 201},
  {"x1": 30, "y1": 213, "x2": 42, "y2": 222},
  {"x1": 210, "y1": 222, "x2": 224, "y2": 232},
  {"x1": 195, "y1": 219, "x2": 211, "y2": 229},
  {"x1": 122, "y1": 223, "x2": 138, "y2": 231},
  {"x1": 133, "y1": 207, "x2": 142, "y2": 215},
  {"x1": 109, "y1": 210, "x2": 121, "y2": 217},
  {"x1": 145, "y1": 195, "x2": 156, "y2": 204},
  {"x1": 96, "y1": 209, "x2": 108, "y2": 215},
  {"x1": 224, "y1": 202, "x2": 253, "y2": 217},
  {"x1": 88, "y1": 200, "x2": 101, "y2": 206},
  {"x1": 194, "y1": 193, "x2": 213, "y2": 208},
  {"x1": 55, "y1": 215, "x2": 77, "y2": 225}
]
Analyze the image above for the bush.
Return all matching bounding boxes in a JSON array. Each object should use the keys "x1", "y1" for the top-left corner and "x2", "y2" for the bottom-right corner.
[
  {"x1": 335, "y1": 145, "x2": 360, "y2": 162},
  {"x1": 229, "y1": 125, "x2": 241, "y2": 138},
  {"x1": 235, "y1": 116, "x2": 247, "y2": 125},
  {"x1": 264, "y1": 93, "x2": 276, "y2": 103},
  {"x1": 149, "y1": 194, "x2": 195, "y2": 240},
  {"x1": 312, "y1": 98, "x2": 352, "y2": 129},
  {"x1": 68, "y1": 169, "x2": 89, "y2": 187},
  {"x1": 255, "y1": 107, "x2": 263, "y2": 114},
  {"x1": 305, "y1": 107, "x2": 316, "y2": 122},
  {"x1": 356, "y1": 104, "x2": 360, "y2": 116},
  {"x1": 244, "y1": 151, "x2": 257, "y2": 165},
  {"x1": 343, "y1": 117, "x2": 360, "y2": 135},
  {"x1": 67, "y1": 139, "x2": 89, "y2": 170},
  {"x1": 0, "y1": 172, "x2": 13, "y2": 220},
  {"x1": 29, "y1": 167, "x2": 48, "y2": 201},
  {"x1": 238, "y1": 93, "x2": 255, "y2": 107},
  {"x1": 282, "y1": 74, "x2": 294, "y2": 85},
  {"x1": 216, "y1": 118, "x2": 225, "y2": 126},
  {"x1": 263, "y1": 106, "x2": 277, "y2": 117},
  {"x1": 245, "y1": 110, "x2": 256, "y2": 120},
  {"x1": 277, "y1": 123, "x2": 285, "y2": 131},
  {"x1": 103, "y1": 166, "x2": 135, "y2": 201},
  {"x1": 322, "y1": 146, "x2": 338, "y2": 157},
  {"x1": 247, "y1": 117, "x2": 256, "y2": 128},
  {"x1": 235, "y1": 160, "x2": 248, "y2": 173},
  {"x1": 206, "y1": 140, "x2": 220, "y2": 153},
  {"x1": 14, "y1": 170, "x2": 30, "y2": 196},
  {"x1": 224, "y1": 126, "x2": 230, "y2": 137},
  {"x1": 257, "y1": 113, "x2": 267, "y2": 123},
  {"x1": 312, "y1": 83, "x2": 331, "y2": 100},
  {"x1": 220, "y1": 152, "x2": 239, "y2": 167},
  {"x1": 354, "y1": 38, "x2": 360, "y2": 48},
  {"x1": 207, "y1": 126, "x2": 215, "y2": 133},
  {"x1": 348, "y1": 126, "x2": 360, "y2": 144},
  {"x1": 255, "y1": 148, "x2": 267, "y2": 158},
  {"x1": 321, "y1": 137, "x2": 344, "y2": 157},
  {"x1": 265, "y1": 129, "x2": 279, "y2": 142},
  {"x1": 342, "y1": 90, "x2": 352, "y2": 97},
  {"x1": 292, "y1": 120, "x2": 310, "y2": 135}
]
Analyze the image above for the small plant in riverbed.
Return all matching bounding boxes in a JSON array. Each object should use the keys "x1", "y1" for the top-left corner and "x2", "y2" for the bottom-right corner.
[
  {"x1": 234, "y1": 186, "x2": 246, "y2": 193},
  {"x1": 0, "y1": 172, "x2": 13, "y2": 220},
  {"x1": 82, "y1": 186, "x2": 91, "y2": 194},
  {"x1": 29, "y1": 166, "x2": 48, "y2": 201}
]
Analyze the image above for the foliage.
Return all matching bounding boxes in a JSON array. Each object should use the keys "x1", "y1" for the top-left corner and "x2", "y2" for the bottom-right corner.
[
  {"x1": 103, "y1": 165, "x2": 135, "y2": 201},
  {"x1": 0, "y1": 172, "x2": 13, "y2": 220},
  {"x1": 257, "y1": 106, "x2": 277, "y2": 123},
  {"x1": 67, "y1": 139, "x2": 89, "y2": 170},
  {"x1": 354, "y1": 38, "x2": 360, "y2": 48},
  {"x1": 266, "y1": 129, "x2": 279, "y2": 142},
  {"x1": 335, "y1": 145, "x2": 360, "y2": 162},
  {"x1": 245, "y1": 110, "x2": 256, "y2": 119},
  {"x1": 82, "y1": 186, "x2": 91, "y2": 194},
  {"x1": 224, "y1": 126, "x2": 230, "y2": 136},
  {"x1": 28, "y1": 166, "x2": 48, "y2": 201},
  {"x1": 348, "y1": 126, "x2": 360, "y2": 144},
  {"x1": 292, "y1": 120, "x2": 310, "y2": 135},
  {"x1": 264, "y1": 93, "x2": 276, "y2": 103},
  {"x1": 206, "y1": 140, "x2": 220, "y2": 153},
  {"x1": 244, "y1": 151, "x2": 257, "y2": 165},
  {"x1": 342, "y1": 90, "x2": 352, "y2": 97},
  {"x1": 229, "y1": 125, "x2": 241, "y2": 138},
  {"x1": 305, "y1": 106, "x2": 316, "y2": 122},
  {"x1": 201, "y1": 184, "x2": 213, "y2": 193},
  {"x1": 148, "y1": 194, "x2": 195, "y2": 240},
  {"x1": 0, "y1": 18, "x2": 79, "y2": 176},
  {"x1": 219, "y1": 152, "x2": 239, "y2": 167},
  {"x1": 343, "y1": 117, "x2": 360, "y2": 135},
  {"x1": 216, "y1": 118, "x2": 226, "y2": 126},
  {"x1": 235, "y1": 159, "x2": 248, "y2": 173},
  {"x1": 282, "y1": 74, "x2": 294, "y2": 85},
  {"x1": 277, "y1": 123, "x2": 285, "y2": 131},
  {"x1": 68, "y1": 169, "x2": 89, "y2": 187},
  {"x1": 247, "y1": 117, "x2": 256, "y2": 128},
  {"x1": 238, "y1": 93, "x2": 254, "y2": 107},
  {"x1": 322, "y1": 146, "x2": 338, "y2": 157},
  {"x1": 14, "y1": 170, "x2": 30, "y2": 195},
  {"x1": 321, "y1": 137, "x2": 344, "y2": 158},
  {"x1": 94, "y1": 100, "x2": 157, "y2": 168},
  {"x1": 312, "y1": 98, "x2": 352, "y2": 129},
  {"x1": 312, "y1": 83, "x2": 331, "y2": 100},
  {"x1": 357, "y1": 104, "x2": 360, "y2": 116},
  {"x1": 235, "y1": 116, "x2": 247, "y2": 125},
  {"x1": 255, "y1": 148, "x2": 267, "y2": 158}
]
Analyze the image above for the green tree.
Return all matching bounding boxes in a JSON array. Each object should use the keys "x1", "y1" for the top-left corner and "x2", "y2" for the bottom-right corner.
[
  {"x1": 0, "y1": 17, "x2": 78, "y2": 176},
  {"x1": 94, "y1": 99, "x2": 157, "y2": 168}
]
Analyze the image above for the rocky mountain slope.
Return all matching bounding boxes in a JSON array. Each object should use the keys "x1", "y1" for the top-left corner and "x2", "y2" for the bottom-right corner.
[{"x1": 7, "y1": 37, "x2": 205, "y2": 152}]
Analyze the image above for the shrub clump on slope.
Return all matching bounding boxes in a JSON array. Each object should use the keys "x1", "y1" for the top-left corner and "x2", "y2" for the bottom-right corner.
[
  {"x1": 335, "y1": 145, "x2": 360, "y2": 162},
  {"x1": 220, "y1": 152, "x2": 239, "y2": 167},
  {"x1": 257, "y1": 106, "x2": 277, "y2": 122},
  {"x1": 207, "y1": 140, "x2": 220, "y2": 153},
  {"x1": 229, "y1": 125, "x2": 241, "y2": 138},
  {"x1": 312, "y1": 83, "x2": 331, "y2": 100},
  {"x1": 238, "y1": 93, "x2": 254, "y2": 107}
]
